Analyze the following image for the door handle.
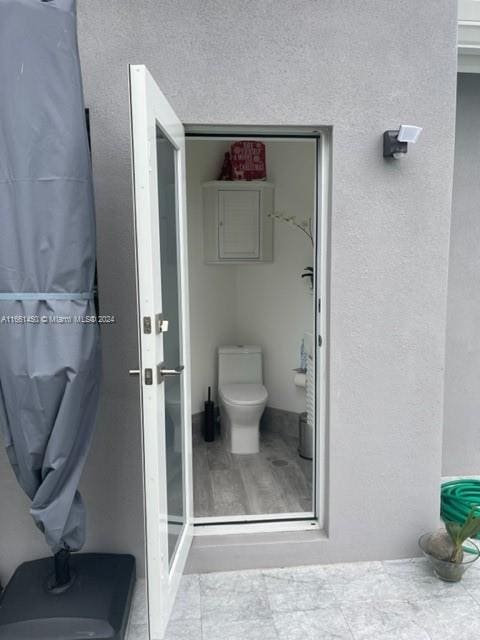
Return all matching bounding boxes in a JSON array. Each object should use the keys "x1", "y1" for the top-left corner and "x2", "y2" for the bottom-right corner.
[
  {"x1": 131, "y1": 365, "x2": 184, "y2": 385},
  {"x1": 159, "y1": 365, "x2": 184, "y2": 377}
]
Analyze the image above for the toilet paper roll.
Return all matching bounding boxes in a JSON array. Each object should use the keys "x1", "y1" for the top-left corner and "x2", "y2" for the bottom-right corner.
[{"x1": 294, "y1": 373, "x2": 307, "y2": 388}]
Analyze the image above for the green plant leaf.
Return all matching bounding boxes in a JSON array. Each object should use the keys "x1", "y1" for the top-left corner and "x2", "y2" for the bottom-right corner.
[
  {"x1": 446, "y1": 507, "x2": 480, "y2": 549},
  {"x1": 445, "y1": 521, "x2": 462, "y2": 542}
]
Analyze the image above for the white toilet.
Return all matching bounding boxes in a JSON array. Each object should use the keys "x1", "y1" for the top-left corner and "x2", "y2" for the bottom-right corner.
[{"x1": 218, "y1": 345, "x2": 268, "y2": 454}]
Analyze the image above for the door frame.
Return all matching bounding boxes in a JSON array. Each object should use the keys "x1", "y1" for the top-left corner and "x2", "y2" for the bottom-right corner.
[
  {"x1": 184, "y1": 125, "x2": 331, "y2": 536},
  {"x1": 458, "y1": 0, "x2": 480, "y2": 72},
  {"x1": 129, "y1": 64, "x2": 193, "y2": 640}
]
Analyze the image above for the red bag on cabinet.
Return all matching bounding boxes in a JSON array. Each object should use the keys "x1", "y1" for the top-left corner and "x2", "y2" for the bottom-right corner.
[{"x1": 230, "y1": 141, "x2": 266, "y2": 181}]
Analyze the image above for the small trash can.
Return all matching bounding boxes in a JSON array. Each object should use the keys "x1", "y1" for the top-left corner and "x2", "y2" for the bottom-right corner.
[{"x1": 298, "y1": 412, "x2": 313, "y2": 460}]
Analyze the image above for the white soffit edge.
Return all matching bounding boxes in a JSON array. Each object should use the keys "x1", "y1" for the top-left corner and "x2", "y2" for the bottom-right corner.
[{"x1": 458, "y1": 0, "x2": 480, "y2": 71}]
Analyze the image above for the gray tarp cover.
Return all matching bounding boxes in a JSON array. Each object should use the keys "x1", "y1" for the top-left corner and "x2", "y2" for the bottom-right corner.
[{"x1": 0, "y1": 0, "x2": 101, "y2": 553}]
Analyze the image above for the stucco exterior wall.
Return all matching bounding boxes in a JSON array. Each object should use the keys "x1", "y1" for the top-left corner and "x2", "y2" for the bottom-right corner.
[
  {"x1": 443, "y1": 73, "x2": 480, "y2": 476},
  {"x1": 0, "y1": 0, "x2": 457, "y2": 582}
]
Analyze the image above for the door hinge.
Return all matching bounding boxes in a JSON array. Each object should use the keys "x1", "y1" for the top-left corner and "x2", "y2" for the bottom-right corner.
[
  {"x1": 318, "y1": 298, "x2": 321, "y2": 314},
  {"x1": 318, "y1": 335, "x2": 322, "y2": 347}
]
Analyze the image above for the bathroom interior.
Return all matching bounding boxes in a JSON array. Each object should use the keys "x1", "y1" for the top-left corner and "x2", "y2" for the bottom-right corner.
[{"x1": 184, "y1": 134, "x2": 318, "y2": 522}]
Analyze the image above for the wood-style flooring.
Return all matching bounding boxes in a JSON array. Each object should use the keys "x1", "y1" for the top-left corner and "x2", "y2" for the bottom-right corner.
[{"x1": 193, "y1": 424, "x2": 313, "y2": 518}]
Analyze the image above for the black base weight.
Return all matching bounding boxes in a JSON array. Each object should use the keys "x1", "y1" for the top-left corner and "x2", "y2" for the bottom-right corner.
[{"x1": 0, "y1": 553, "x2": 135, "y2": 640}]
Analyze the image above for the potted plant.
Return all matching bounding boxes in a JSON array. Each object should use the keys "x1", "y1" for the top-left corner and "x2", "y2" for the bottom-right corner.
[{"x1": 419, "y1": 507, "x2": 480, "y2": 582}]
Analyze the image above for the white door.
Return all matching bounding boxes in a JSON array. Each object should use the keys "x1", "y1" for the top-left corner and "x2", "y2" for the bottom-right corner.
[{"x1": 129, "y1": 65, "x2": 193, "y2": 640}]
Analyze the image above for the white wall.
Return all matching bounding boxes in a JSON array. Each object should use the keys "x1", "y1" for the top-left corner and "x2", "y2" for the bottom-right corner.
[
  {"x1": 443, "y1": 73, "x2": 480, "y2": 475},
  {"x1": 186, "y1": 140, "x2": 237, "y2": 413},
  {"x1": 235, "y1": 140, "x2": 315, "y2": 413},
  {"x1": 186, "y1": 139, "x2": 315, "y2": 415}
]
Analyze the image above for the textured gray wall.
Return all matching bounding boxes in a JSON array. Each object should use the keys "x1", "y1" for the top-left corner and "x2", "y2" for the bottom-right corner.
[
  {"x1": 443, "y1": 74, "x2": 480, "y2": 476},
  {"x1": 0, "y1": 0, "x2": 457, "y2": 583}
]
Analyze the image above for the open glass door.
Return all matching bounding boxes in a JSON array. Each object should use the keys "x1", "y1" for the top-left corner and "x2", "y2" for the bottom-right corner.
[{"x1": 129, "y1": 65, "x2": 193, "y2": 640}]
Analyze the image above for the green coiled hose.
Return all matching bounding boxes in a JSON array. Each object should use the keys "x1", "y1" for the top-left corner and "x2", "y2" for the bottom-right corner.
[{"x1": 441, "y1": 478, "x2": 480, "y2": 539}]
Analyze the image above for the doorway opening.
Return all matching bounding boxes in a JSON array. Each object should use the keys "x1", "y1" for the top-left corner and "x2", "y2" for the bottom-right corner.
[
  {"x1": 130, "y1": 67, "x2": 330, "y2": 635},
  {"x1": 184, "y1": 127, "x2": 328, "y2": 527}
]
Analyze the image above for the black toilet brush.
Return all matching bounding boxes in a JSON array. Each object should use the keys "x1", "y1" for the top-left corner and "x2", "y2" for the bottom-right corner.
[{"x1": 204, "y1": 386, "x2": 215, "y2": 442}]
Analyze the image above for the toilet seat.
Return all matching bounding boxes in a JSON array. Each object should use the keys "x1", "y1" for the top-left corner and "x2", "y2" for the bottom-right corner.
[{"x1": 219, "y1": 383, "x2": 268, "y2": 406}]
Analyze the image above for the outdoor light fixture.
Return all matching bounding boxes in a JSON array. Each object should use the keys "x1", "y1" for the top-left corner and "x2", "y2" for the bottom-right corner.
[{"x1": 383, "y1": 125, "x2": 423, "y2": 159}]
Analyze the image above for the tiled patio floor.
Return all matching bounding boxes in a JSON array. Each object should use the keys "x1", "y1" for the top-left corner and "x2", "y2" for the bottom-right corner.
[{"x1": 126, "y1": 557, "x2": 480, "y2": 639}]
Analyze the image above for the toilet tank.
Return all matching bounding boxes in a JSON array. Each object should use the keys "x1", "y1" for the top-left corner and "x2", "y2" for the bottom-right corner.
[{"x1": 218, "y1": 345, "x2": 263, "y2": 385}]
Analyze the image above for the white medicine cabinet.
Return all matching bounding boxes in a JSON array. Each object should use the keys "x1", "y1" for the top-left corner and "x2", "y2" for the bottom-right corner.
[{"x1": 203, "y1": 180, "x2": 274, "y2": 263}]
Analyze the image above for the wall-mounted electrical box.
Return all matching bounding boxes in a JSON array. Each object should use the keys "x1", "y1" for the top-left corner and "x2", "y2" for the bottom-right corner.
[{"x1": 203, "y1": 181, "x2": 274, "y2": 264}]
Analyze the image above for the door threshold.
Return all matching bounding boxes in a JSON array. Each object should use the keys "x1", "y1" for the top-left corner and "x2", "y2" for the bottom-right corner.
[{"x1": 193, "y1": 516, "x2": 320, "y2": 537}]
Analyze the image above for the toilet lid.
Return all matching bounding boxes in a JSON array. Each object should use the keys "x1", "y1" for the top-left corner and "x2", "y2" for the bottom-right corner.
[{"x1": 219, "y1": 383, "x2": 268, "y2": 406}]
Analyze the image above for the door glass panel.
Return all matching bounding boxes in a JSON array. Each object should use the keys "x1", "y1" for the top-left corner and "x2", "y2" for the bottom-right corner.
[{"x1": 156, "y1": 125, "x2": 184, "y2": 564}]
